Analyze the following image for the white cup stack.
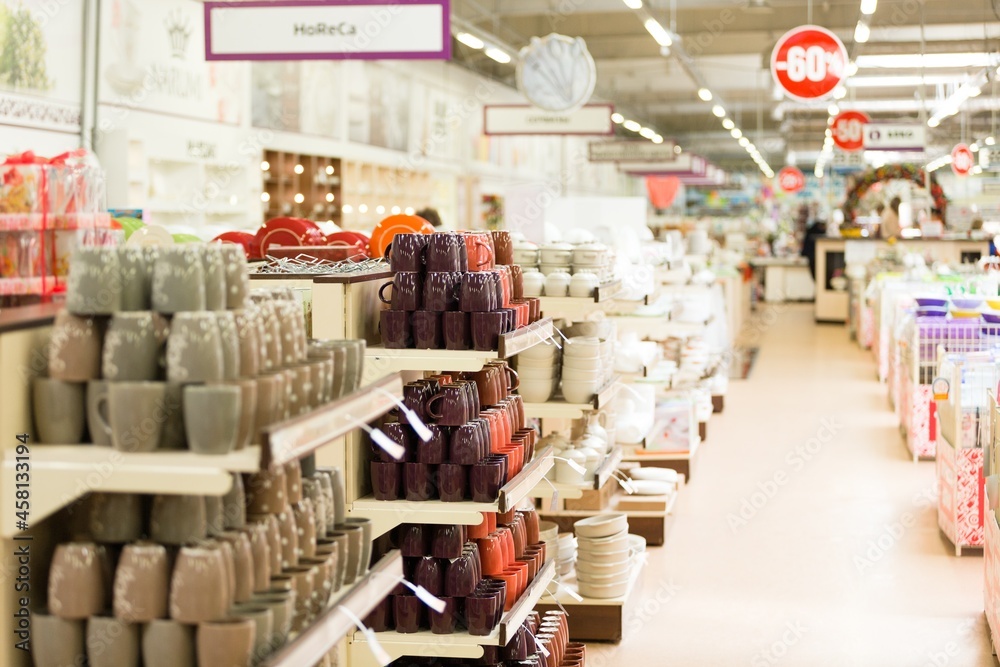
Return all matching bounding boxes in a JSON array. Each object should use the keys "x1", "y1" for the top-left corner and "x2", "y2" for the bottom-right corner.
[
  {"x1": 515, "y1": 342, "x2": 561, "y2": 402},
  {"x1": 574, "y1": 513, "x2": 632, "y2": 599},
  {"x1": 555, "y1": 531, "x2": 578, "y2": 576},
  {"x1": 560, "y1": 337, "x2": 614, "y2": 404}
]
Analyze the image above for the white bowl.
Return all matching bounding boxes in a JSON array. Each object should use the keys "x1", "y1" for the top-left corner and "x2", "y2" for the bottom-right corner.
[
  {"x1": 576, "y1": 570, "x2": 630, "y2": 586},
  {"x1": 629, "y1": 480, "x2": 674, "y2": 496},
  {"x1": 628, "y1": 468, "x2": 679, "y2": 484},
  {"x1": 628, "y1": 535, "x2": 646, "y2": 553},
  {"x1": 574, "y1": 513, "x2": 628, "y2": 538},
  {"x1": 575, "y1": 547, "x2": 631, "y2": 566},
  {"x1": 577, "y1": 579, "x2": 629, "y2": 599},
  {"x1": 539, "y1": 521, "x2": 559, "y2": 541},
  {"x1": 517, "y1": 366, "x2": 560, "y2": 380},
  {"x1": 518, "y1": 345, "x2": 560, "y2": 361},
  {"x1": 562, "y1": 385, "x2": 599, "y2": 405},
  {"x1": 575, "y1": 558, "x2": 627, "y2": 576},
  {"x1": 561, "y1": 356, "x2": 602, "y2": 371},
  {"x1": 518, "y1": 384, "x2": 554, "y2": 403},
  {"x1": 540, "y1": 262, "x2": 573, "y2": 276}
]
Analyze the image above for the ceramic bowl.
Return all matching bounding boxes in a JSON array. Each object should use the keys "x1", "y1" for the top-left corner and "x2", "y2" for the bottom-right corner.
[
  {"x1": 950, "y1": 309, "x2": 981, "y2": 319},
  {"x1": 577, "y1": 579, "x2": 629, "y2": 599},
  {"x1": 916, "y1": 297, "x2": 948, "y2": 308},
  {"x1": 574, "y1": 513, "x2": 627, "y2": 539},
  {"x1": 628, "y1": 468, "x2": 679, "y2": 484},
  {"x1": 951, "y1": 297, "x2": 983, "y2": 310}
]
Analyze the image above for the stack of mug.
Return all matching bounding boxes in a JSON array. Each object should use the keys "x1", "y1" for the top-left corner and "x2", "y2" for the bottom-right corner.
[
  {"x1": 363, "y1": 508, "x2": 547, "y2": 638},
  {"x1": 370, "y1": 362, "x2": 537, "y2": 503},
  {"x1": 378, "y1": 231, "x2": 542, "y2": 351},
  {"x1": 37, "y1": 461, "x2": 368, "y2": 667},
  {"x1": 36, "y1": 244, "x2": 366, "y2": 454}
]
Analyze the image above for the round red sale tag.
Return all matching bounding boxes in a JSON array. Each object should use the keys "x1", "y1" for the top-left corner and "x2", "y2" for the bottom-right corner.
[
  {"x1": 831, "y1": 110, "x2": 870, "y2": 152},
  {"x1": 778, "y1": 166, "x2": 806, "y2": 193},
  {"x1": 952, "y1": 144, "x2": 974, "y2": 177},
  {"x1": 770, "y1": 25, "x2": 848, "y2": 101}
]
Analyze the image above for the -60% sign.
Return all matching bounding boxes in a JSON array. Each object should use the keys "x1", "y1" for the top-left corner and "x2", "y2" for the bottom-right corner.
[
  {"x1": 770, "y1": 25, "x2": 848, "y2": 100},
  {"x1": 778, "y1": 166, "x2": 806, "y2": 193},
  {"x1": 952, "y1": 144, "x2": 974, "y2": 177},
  {"x1": 831, "y1": 110, "x2": 870, "y2": 152}
]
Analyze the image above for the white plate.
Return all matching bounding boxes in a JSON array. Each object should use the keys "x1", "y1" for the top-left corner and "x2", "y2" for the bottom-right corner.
[
  {"x1": 628, "y1": 468, "x2": 679, "y2": 484},
  {"x1": 629, "y1": 480, "x2": 673, "y2": 495}
]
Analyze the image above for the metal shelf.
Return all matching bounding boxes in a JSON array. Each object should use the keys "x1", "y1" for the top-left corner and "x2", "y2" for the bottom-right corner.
[
  {"x1": 262, "y1": 373, "x2": 403, "y2": 467},
  {"x1": 365, "y1": 319, "x2": 554, "y2": 374},
  {"x1": 263, "y1": 551, "x2": 403, "y2": 667},
  {"x1": 0, "y1": 446, "x2": 261, "y2": 537},
  {"x1": 351, "y1": 560, "x2": 555, "y2": 662},
  {"x1": 522, "y1": 379, "x2": 621, "y2": 420},
  {"x1": 349, "y1": 447, "x2": 554, "y2": 536}
]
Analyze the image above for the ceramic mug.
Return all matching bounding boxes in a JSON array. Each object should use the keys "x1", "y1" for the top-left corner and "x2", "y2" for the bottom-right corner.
[
  {"x1": 48, "y1": 542, "x2": 107, "y2": 620},
  {"x1": 167, "y1": 312, "x2": 224, "y2": 383},
  {"x1": 196, "y1": 619, "x2": 255, "y2": 667},
  {"x1": 214, "y1": 311, "x2": 241, "y2": 382},
  {"x1": 141, "y1": 620, "x2": 196, "y2": 667},
  {"x1": 113, "y1": 542, "x2": 170, "y2": 622},
  {"x1": 217, "y1": 245, "x2": 250, "y2": 310},
  {"x1": 201, "y1": 245, "x2": 228, "y2": 311},
  {"x1": 83, "y1": 492, "x2": 143, "y2": 543},
  {"x1": 102, "y1": 311, "x2": 169, "y2": 381},
  {"x1": 491, "y1": 231, "x2": 514, "y2": 266},
  {"x1": 119, "y1": 246, "x2": 155, "y2": 312},
  {"x1": 101, "y1": 381, "x2": 167, "y2": 452},
  {"x1": 150, "y1": 495, "x2": 207, "y2": 545},
  {"x1": 442, "y1": 311, "x2": 472, "y2": 350},
  {"x1": 48, "y1": 310, "x2": 104, "y2": 381},
  {"x1": 423, "y1": 272, "x2": 462, "y2": 312},
  {"x1": 379, "y1": 272, "x2": 423, "y2": 311},
  {"x1": 169, "y1": 545, "x2": 229, "y2": 624},
  {"x1": 32, "y1": 613, "x2": 86, "y2": 667},
  {"x1": 426, "y1": 232, "x2": 467, "y2": 272},
  {"x1": 86, "y1": 616, "x2": 140, "y2": 667},
  {"x1": 33, "y1": 378, "x2": 85, "y2": 444},
  {"x1": 152, "y1": 246, "x2": 206, "y2": 313},
  {"x1": 67, "y1": 247, "x2": 122, "y2": 315},
  {"x1": 412, "y1": 310, "x2": 442, "y2": 349},
  {"x1": 386, "y1": 233, "x2": 430, "y2": 273},
  {"x1": 184, "y1": 385, "x2": 241, "y2": 455},
  {"x1": 380, "y1": 310, "x2": 412, "y2": 349}
]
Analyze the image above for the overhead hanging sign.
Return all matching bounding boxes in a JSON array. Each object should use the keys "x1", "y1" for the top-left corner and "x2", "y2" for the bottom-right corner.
[
  {"x1": 483, "y1": 104, "x2": 614, "y2": 136},
  {"x1": 863, "y1": 124, "x2": 926, "y2": 152},
  {"x1": 204, "y1": 0, "x2": 451, "y2": 61},
  {"x1": 777, "y1": 166, "x2": 806, "y2": 193},
  {"x1": 588, "y1": 140, "x2": 677, "y2": 162},
  {"x1": 832, "y1": 149, "x2": 866, "y2": 172},
  {"x1": 831, "y1": 110, "x2": 870, "y2": 152},
  {"x1": 952, "y1": 144, "x2": 974, "y2": 177},
  {"x1": 770, "y1": 25, "x2": 848, "y2": 101}
]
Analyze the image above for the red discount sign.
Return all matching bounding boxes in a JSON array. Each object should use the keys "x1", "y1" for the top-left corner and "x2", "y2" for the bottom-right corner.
[
  {"x1": 952, "y1": 144, "x2": 974, "y2": 177},
  {"x1": 778, "y1": 166, "x2": 806, "y2": 193},
  {"x1": 831, "y1": 110, "x2": 870, "y2": 152},
  {"x1": 770, "y1": 25, "x2": 848, "y2": 101}
]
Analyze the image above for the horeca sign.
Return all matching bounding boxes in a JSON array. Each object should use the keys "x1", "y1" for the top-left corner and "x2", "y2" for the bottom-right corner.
[
  {"x1": 863, "y1": 124, "x2": 926, "y2": 152},
  {"x1": 204, "y1": 0, "x2": 451, "y2": 61}
]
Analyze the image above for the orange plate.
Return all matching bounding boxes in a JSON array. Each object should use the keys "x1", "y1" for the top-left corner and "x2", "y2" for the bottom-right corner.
[{"x1": 370, "y1": 215, "x2": 434, "y2": 258}]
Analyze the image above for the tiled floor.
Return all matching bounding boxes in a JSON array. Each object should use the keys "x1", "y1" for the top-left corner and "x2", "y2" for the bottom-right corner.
[{"x1": 587, "y1": 304, "x2": 994, "y2": 667}]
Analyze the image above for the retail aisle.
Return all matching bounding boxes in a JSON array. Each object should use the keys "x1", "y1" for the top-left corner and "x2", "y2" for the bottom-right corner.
[{"x1": 588, "y1": 304, "x2": 992, "y2": 667}]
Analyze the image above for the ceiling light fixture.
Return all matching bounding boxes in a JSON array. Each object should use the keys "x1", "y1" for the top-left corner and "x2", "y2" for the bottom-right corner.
[
  {"x1": 731, "y1": 128, "x2": 742, "y2": 139},
  {"x1": 456, "y1": 32, "x2": 485, "y2": 49},
  {"x1": 927, "y1": 72, "x2": 988, "y2": 128},
  {"x1": 712, "y1": 105, "x2": 726, "y2": 118},
  {"x1": 674, "y1": 145, "x2": 682, "y2": 154},
  {"x1": 485, "y1": 47, "x2": 512, "y2": 64},
  {"x1": 854, "y1": 21, "x2": 870, "y2": 44},
  {"x1": 697, "y1": 88, "x2": 713, "y2": 101},
  {"x1": 833, "y1": 86, "x2": 847, "y2": 100},
  {"x1": 857, "y1": 53, "x2": 998, "y2": 69},
  {"x1": 622, "y1": 0, "x2": 643, "y2": 8},
  {"x1": 739, "y1": 137, "x2": 750, "y2": 147},
  {"x1": 722, "y1": 118, "x2": 735, "y2": 130},
  {"x1": 611, "y1": 113, "x2": 624, "y2": 124},
  {"x1": 639, "y1": 127, "x2": 656, "y2": 139},
  {"x1": 652, "y1": 135, "x2": 664, "y2": 144},
  {"x1": 987, "y1": 137, "x2": 996, "y2": 146},
  {"x1": 643, "y1": 18, "x2": 673, "y2": 47},
  {"x1": 860, "y1": 0, "x2": 877, "y2": 14},
  {"x1": 828, "y1": 104, "x2": 840, "y2": 116},
  {"x1": 624, "y1": 119, "x2": 642, "y2": 132}
]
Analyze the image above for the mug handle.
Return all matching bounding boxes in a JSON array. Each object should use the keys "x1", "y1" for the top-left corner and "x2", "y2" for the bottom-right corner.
[
  {"x1": 378, "y1": 281, "x2": 394, "y2": 305},
  {"x1": 425, "y1": 394, "x2": 445, "y2": 421},
  {"x1": 94, "y1": 388, "x2": 113, "y2": 443},
  {"x1": 384, "y1": 241, "x2": 394, "y2": 264},
  {"x1": 505, "y1": 367, "x2": 520, "y2": 392},
  {"x1": 474, "y1": 240, "x2": 494, "y2": 268}
]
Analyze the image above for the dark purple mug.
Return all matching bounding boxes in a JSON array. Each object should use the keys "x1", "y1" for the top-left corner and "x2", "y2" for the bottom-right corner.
[
  {"x1": 471, "y1": 311, "x2": 504, "y2": 352},
  {"x1": 376, "y1": 422, "x2": 414, "y2": 462},
  {"x1": 460, "y1": 271, "x2": 500, "y2": 312},
  {"x1": 371, "y1": 461, "x2": 403, "y2": 500},
  {"x1": 380, "y1": 310, "x2": 412, "y2": 349},
  {"x1": 431, "y1": 524, "x2": 465, "y2": 559},
  {"x1": 404, "y1": 462, "x2": 437, "y2": 501},
  {"x1": 393, "y1": 594, "x2": 424, "y2": 633},
  {"x1": 403, "y1": 382, "x2": 432, "y2": 420},
  {"x1": 425, "y1": 384, "x2": 469, "y2": 426},
  {"x1": 449, "y1": 424, "x2": 481, "y2": 465},
  {"x1": 378, "y1": 272, "x2": 422, "y2": 311},
  {"x1": 465, "y1": 592, "x2": 499, "y2": 636},
  {"x1": 416, "y1": 427, "x2": 449, "y2": 464},
  {"x1": 444, "y1": 553, "x2": 479, "y2": 597},
  {"x1": 424, "y1": 272, "x2": 462, "y2": 312},
  {"x1": 442, "y1": 311, "x2": 472, "y2": 350},
  {"x1": 429, "y1": 596, "x2": 462, "y2": 635},
  {"x1": 364, "y1": 597, "x2": 394, "y2": 632},
  {"x1": 437, "y1": 463, "x2": 469, "y2": 502},
  {"x1": 396, "y1": 524, "x2": 429, "y2": 557},
  {"x1": 470, "y1": 460, "x2": 504, "y2": 502},
  {"x1": 387, "y1": 233, "x2": 430, "y2": 273},
  {"x1": 426, "y1": 233, "x2": 467, "y2": 273},
  {"x1": 413, "y1": 556, "x2": 445, "y2": 596},
  {"x1": 412, "y1": 310, "x2": 443, "y2": 349}
]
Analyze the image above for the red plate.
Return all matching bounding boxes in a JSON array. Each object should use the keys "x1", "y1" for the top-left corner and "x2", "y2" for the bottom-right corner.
[
  {"x1": 370, "y1": 215, "x2": 434, "y2": 258},
  {"x1": 255, "y1": 217, "x2": 321, "y2": 257},
  {"x1": 212, "y1": 231, "x2": 256, "y2": 260},
  {"x1": 326, "y1": 231, "x2": 370, "y2": 258}
]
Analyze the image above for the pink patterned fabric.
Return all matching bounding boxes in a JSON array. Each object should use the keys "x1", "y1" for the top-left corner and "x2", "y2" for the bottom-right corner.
[
  {"x1": 936, "y1": 435, "x2": 984, "y2": 549},
  {"x1": 907, "y1": 385, "x2": 936, "y2": 459},
  {"x1": 860, "y1": 307, "x2": 875, "y2": 350}
]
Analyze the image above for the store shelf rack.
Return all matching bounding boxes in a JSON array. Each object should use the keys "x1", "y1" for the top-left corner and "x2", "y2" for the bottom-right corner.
[
  {"x1": 523, "y1": 378, "x2": 621, "y2": 420},
  {"x1": 537, "y1": 282, "x2": 621, "y2": 321},
  {"x1": 530, "y1": 446, "x2": 624, "y2": 500},
  {"x1": 609, "y1": 315, "x2": 707, "y2": 341},
  {"x1": 365, "y1": 319, "x2": 554, "y2": 374},
  {"x1": 1, "y1": 373, "x2": 405, "y2": 538},
  {"x1": 263, "y1": 550, "x2": 403, "y2": 667},
  {"x1": 350, "y1": 560, "x2": 556, "y2": 664},
  {"x1": 540, "y1": 487, "x2": 678, "y2": 547},
  {"x1": 349, "y1": 447, "x2": 555, "y2": 536}
]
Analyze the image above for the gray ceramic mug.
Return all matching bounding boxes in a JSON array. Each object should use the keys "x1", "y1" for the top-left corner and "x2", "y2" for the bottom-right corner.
[
  {"x1": 219, "y1": 245, "x2": 250, "y2": 310},
  {"x1": 157, "y1": 383, "x2": 187, "y2": 451},
  {"x1": 201, "y1": 245, "x2": 228, "y2": 311},
  {"x1": 87, "y1": 616, "x2": 140, "y2": 667},
  {"x1": 119, "y1": 246, "x2": 156, "y2": 311},
  {"x1": 184, "y1": 385, "x2": 241, "y2": 455},
  {"x1": 215, "y1": 311, "x2": 241, "y2": 381},
  {"x1": 152, "y1": 246, "x2": 206, "y2": 313},
  {"x1": 67, "y1": 246, "x2": 122, "y2": 315},
  {"x1": 142, "y1": 620, "x2": 196, "y2": 667},
  {"x1": 33, "y1": 378, "x2": 85, "y2": 444},
  {"x1": 150, "y1": 495, "x2": 207, "y2": 546},
  {"x1": 167, "y1": 312, "x2": 223, "y2": 383},
  {"x1": 105, "y1": 381, "x2": 168, "y2": 452},
  {"x1": 32, "y1": 613, "x2": 87, "y2": 667},
  {"x1": 102, "y1": 311, "x2": 169, "y2": 381},
  {"x1": 48, "y1": 310, "x2": 104, "y2": 381},
  {"x1": 86, "y1": 381, "x2": 111, "y2": 446}
]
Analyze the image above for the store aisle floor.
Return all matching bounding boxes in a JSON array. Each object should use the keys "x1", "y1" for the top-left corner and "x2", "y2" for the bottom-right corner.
[{"x1": 587, "y1": 304, "x2": 993, "y2": 667}]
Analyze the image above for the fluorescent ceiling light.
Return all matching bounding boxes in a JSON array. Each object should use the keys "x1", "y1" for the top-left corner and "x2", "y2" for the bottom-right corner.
[
  {"x1": 833, "y1": 86, "x2": 846, "y2": 99},
  {"x1": 712, "y1": 105, "x2": 726, "y2": 118},
  {"x1": 644, "y1": 18, "x2": 672, "y2": 47},
  {"x1": 848, "y1": 74, "x2": 967, "y2": 88},
  {"x1": 928, "y1": 117, "x2": 941, "y2": 128},
  {"x1": 856, "y1": 53, "x2": 997, "y2": 69},
  {"x1": 674, "y1": 145, "x2": 682, "y2": 154},
  {"x1": 860, "y1": 0, "x2": 878, "y2": 15},
  {"x1": 485, "y1": 47, "x2": 512, "y2": 64},
  {"x1": 825, "y1": 128, "x2": 832, "y2": 138},
  {"x1": 456, "y1": 32, "x2": 485, "y2": 49},
  {"x1": 639, "y1": 127, "x2": 656, "y2": 139},
  {"x1": 611, "y1": 113, "x2": 624, "y2": 124},
  {"x1": 828, "y1": 104, "x2": 840, "y2": 116},
  {"x1": 622, "y1": 0, "x2": 643, "y2": 7},
  {"x1": 847, "y1": 61, "x2": 859, "y2": 76},
  {"x1": 697, "y1": 88, "x2": 713, "y2": 101},
  {"x1": 731, "y1": 128, "x2": 742, "y2": 139},
  {"x1": 623, "y1": 119, "x2": 642, "y2": 132},
  {"x1": 652, "y1": 135, "x2": 664, "y2": 144},
  {"x1": 987, "y1": 137, "x2": 996, "y2": 146},
  {"x1": 722, "y1": 118, "x2": 735, "y2": 130},
  {"x1": 738, "y1": 137, "x2": 750, "y2": 147},
  {"x1": 854, "y1": 21, "x2": 870, "y2": 44}
]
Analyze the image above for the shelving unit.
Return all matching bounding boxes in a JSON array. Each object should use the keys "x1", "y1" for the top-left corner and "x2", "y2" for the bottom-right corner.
[
  {"x1": 523, "y1": 378, "x2": 621, "y2": 421},
  {"x1": 263, "y1": 550, "x2": 404, "y2": 667},
  {"x1": 262, "y1": 150, "x2": 342, "y2": 226},
  {"x1": 349, "y1": 560, "x2": 555, "y2": 665},
  {"x1": 609, "y1": 315, "x2": 709, "y2": 341},
  {"x1": 621, "y1": 441, "x2": 701, "y2": 480},
  {"x1": 537, "y1": 281, "x2": 622, "y2": 322},
  {"x1": 530, "y1": 446, "x2": 624, "y2": 501},
  {"x1": 349, "y1": 447, "x2": 555, "y2": 536},
  {"x1": 540, "y1": 487, "x2": 678, "y2": 547},
  {"x1": 535, "y1": 555, "x2": 646, "y2": 642}
]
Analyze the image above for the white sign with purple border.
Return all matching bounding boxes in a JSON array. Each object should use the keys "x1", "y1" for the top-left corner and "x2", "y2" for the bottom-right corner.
[
  {"x1": 204, "y1": 0, "x2": 450, "y2": 61},
  {"x1": 483, "y1": 104, "x2": 614, "y2": 136}
]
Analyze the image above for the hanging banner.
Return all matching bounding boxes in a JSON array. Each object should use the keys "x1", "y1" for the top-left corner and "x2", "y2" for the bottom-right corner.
[
  {"x1": 483, "y1": 104, "x2": 614, "y2": 136},
  {"x1": 770, "y1": 25, "x2": 848, "y2": 101},
  {"x1": 204, "y1": 0, "x2": 451, "y2": 61},
  {"x1": 777, "y1": 166, "x2": 806, "y2": 193},
  {"x1": 863, "y1": 124, "x2": 926, "y2": 151},
  {"x1": 831, "y1": 110, "x2": 870, "y2": 152},
  {"x1": 952, "y1": 144, "x2": 974, "y2": 177},
  {"x1": 646, "y1": 176, "x2": 681, "y2": 209},
  {"x1": 589, "y1": 140, "x2": 677, "y2": 162}
]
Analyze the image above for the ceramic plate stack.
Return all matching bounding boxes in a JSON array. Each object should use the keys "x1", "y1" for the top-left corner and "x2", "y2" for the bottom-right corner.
[
  {"x1": 560, "y1": 337, "x2": 614, "y2": 404},
  {"x1": 555, "y1": 532, "x2": 578, "y2": 576},
  {"x1": 574, "y1": 513, "x2": 631, "y2": 599},
  {"x1": 539, "y1": 521, "x2": 560, "y2": 564},
  {"x1": 572, "y1": 242, "x2": 614, "y2": 283},
  {"x1": 515, "y1": 342, "x2": 562, "y2": 402}
]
